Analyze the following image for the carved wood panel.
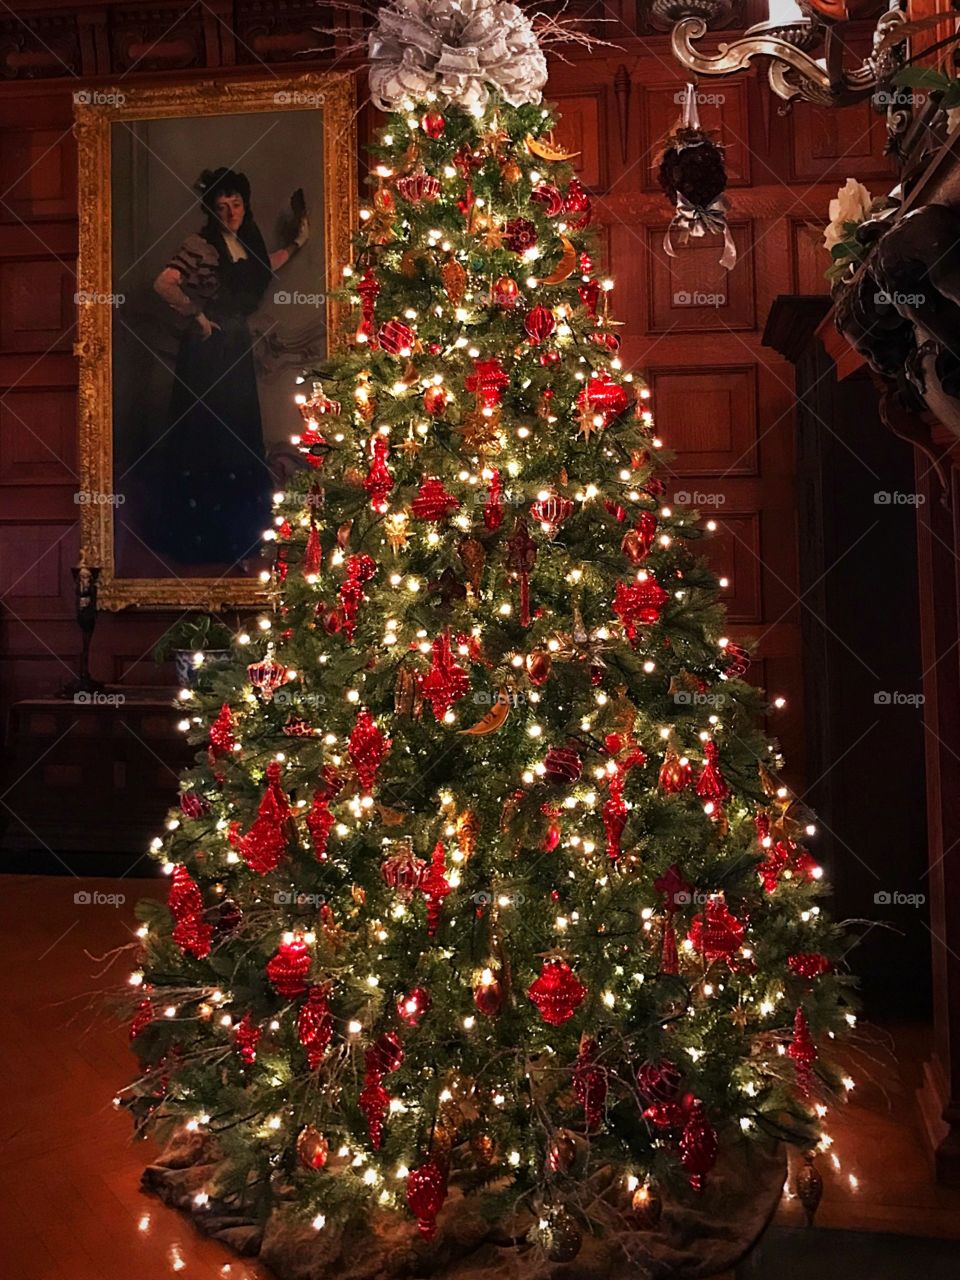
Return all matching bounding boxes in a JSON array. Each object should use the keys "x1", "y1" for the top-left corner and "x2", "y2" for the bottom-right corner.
[{"x1": 646, "y1": 366, "x2": 759, "y2": 476}]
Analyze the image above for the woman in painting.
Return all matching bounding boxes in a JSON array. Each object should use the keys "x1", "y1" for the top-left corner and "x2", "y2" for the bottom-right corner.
[{"x1": 152, "y1": 167, "x2": 308, "y2": 565}]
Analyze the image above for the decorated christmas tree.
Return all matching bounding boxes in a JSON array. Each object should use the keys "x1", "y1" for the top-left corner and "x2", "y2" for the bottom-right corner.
[{"x1": 125, "y1": 0, "x2": 854, "y2": 1262}]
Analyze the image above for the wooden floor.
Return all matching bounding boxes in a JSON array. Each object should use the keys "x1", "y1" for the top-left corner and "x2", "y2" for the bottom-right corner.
[{"x1": 1, "y1": 874, "x2": 958, "y2": 1280}]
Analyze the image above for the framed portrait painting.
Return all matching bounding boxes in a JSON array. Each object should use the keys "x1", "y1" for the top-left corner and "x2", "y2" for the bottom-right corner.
[{"x1": 75, "y1": 74, "x2": 357, "y2": 609}]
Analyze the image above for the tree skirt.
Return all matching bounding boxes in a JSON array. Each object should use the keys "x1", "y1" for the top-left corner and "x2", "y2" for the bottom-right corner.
[{"x1": 142, "y1": 1134, "x2": 785, "y2": 1280}]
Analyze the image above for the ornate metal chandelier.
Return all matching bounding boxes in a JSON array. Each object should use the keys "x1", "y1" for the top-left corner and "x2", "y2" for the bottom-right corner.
[{"x1": 651, "y1": 0, "x2": 908, "y2": 109}]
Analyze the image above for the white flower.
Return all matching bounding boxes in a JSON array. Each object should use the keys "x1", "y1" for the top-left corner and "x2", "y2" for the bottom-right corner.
[
  {"x1": 369, "y1": 0, "x2": 548, "y2": 112},
  {"x1": 823, "y1": 178, "x2": 873, "y2": 250}
]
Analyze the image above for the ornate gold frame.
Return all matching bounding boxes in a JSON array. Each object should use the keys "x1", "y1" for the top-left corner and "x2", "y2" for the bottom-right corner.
[{"x1": 74, "y1": 73, "x2": 357, "y2": 610}]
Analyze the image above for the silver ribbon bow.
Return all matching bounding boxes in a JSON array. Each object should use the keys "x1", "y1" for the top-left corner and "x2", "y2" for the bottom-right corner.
[{"x1": 663, "y1": 195, "x2": 738, "y2": 271}]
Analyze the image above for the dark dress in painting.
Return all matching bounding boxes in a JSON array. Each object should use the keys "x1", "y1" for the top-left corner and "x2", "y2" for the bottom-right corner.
[{"x1": 153, "y1": 224, "x2": 273, "y2": 565}]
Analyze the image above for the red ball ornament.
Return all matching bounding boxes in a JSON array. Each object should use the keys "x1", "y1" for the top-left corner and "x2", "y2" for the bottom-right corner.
[
  {"x1": 412, "y1": 476, "x2": 460, "y2": 522},
  {"x1": 687, "y1": 894, "x2": 744, "y2": 964},
  {"x1": 528, "y1": 959, "x2": 587, "y2": 1026},
  {"x1": 531, "y1": 182, "x2": 564, "y2": 216},
  {"x1": 493, "y1": 275, "x2": 519, "y2": 307},
  {"x1": 504, "y1": 217, "x2": 538, "y2": 253},
  {"x1": 179, "y1": 790, "x2": 207, "y2": 820},
  {"x1": 377, "y1": 318, "x2": 415, "y2": 356},
  {"x1": 564, "y1": 177, "x2": 592, "y2": 228},
  {"x1": 320, "y1": 604, "x2": 343, "y2": 635},
  {"x1": 423, "y1": 384, "x2": 448, "y2": 416},
  {"x1": 296, "y1": 1125, "x2": 329, "y2": 1170},
  {"x1": 723, "y1": 641, "x2": 751, "y2": 678},
  {"x1": 543, "y1": 745, "x2": 583, "y2": 786},
  {"x1": 266, "y1": 938, "x2": 312, "y2": 998},
  {"x1": 421, "y1": 109, "x2": 445, "y2": 138},
  {"x1": 368, "y1": 1029, "x2": 405, "y2": 1074},
  {"x1": 406, "y1": 1158, "x2": 447, "y2": 1238},
  {"x1": 637, "y1": 1059, "x2": 682, "y2": 1106},
  {"x1": 530, "y1": 491, "x2": 573, "y2": 534},
  {"x1": 679, "y1": 1102, "x2": 718, "y2": 1191},
  {"x1": 578, "y1": 279, "x2": 601, "y2": 317},
  {"x1": 397, "y1": 986, "x2": 431, "y2": 1026},
  {"x1": 578, "y1": 371, "x2": 630, "y2": 426},
  {"x1": 524, "y1": 304, "x2": 556, "y2": 344}
]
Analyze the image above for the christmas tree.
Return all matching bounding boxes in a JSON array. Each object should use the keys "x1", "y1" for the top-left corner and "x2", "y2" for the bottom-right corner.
[{"x1": 125, "y1": 0, "x2": 854, "y2": 1260}]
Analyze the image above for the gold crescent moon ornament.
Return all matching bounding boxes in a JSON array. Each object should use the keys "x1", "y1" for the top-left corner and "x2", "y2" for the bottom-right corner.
[
  {"x1": 525, "y1": 132, "x2": 580, "y2": 163},
  {"x1": 541, "y1": 236, "x2": 577, "y2": 285},
  {"x1": 458, "y1": 691, "x2": 513, "y2": 736}
]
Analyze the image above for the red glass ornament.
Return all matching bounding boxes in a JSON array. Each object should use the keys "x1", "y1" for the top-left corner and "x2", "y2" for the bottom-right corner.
[
  {"x1": 412, "y1": 476, "x2": 460, "y2": 522},
  {"x1": 483, "y1": 469, "x2": 504, "y2": 532},
  {"x1": 637, "y1": 1059, "x2": 682, "y2": 1106},
  {"x1": 368, "y1": 1029, "x2": 404, "y2": 1074},
  {"x1": 208, "y1": 704, "x2": 235, "y2": 757},
  {"x1": 530, "y1": 491, "x2": 573, "y2": 533},
  {"x1": 465, "y1": 357, "x2": 509, "y2": 408},
  {"x1": 506, "y1": 515, "x2": 537, "y2": 627},
  {"x1": 306, "y1": 791, "x2": 334, "y2": 860},
  {"x1": 339, "y1": 551, "x2": 377, "y2": 644},
  {"x1": 359, "y1": 1074, "x2": 390, "y2": 1149},
  {"x1": 406, "y1": 1159, "x2": 447, "y2": 1238},
  {"x1": 679, "y1": 1102, "x2": 718, "y2": 1191},
  {"x1": 348, "y1": 708, "x2": 389, "y2": 792},
  {"x1": 473, "y1": 968, "x2": 505, "y2": 1017},
  {"x1": 577, "y1": 371, "x2": 630, "y2": 426},
  {"x1": 356, "y1": 267, "x2": 380, "y2": 345},
  {"x1": 696, "y1": 740, "x2": 729, "y2": 802},
  {"x1": 564, "y1": 177, "x2": 592, "y2": 228},
  {"x1": 363, "y1": 435, "x2": 393, "y2": 513},
  {"x1": 397, "y1": 986, "x2": 431, "y2": 1026},
  {"x1": 377, "y1": 318, "x2": 416, "y2": 356},
  {"x1": 247, "y1": 657, "x2": 288, "y2": 701},
  {"x1": 574, "y1": 1037, "x2": 607, "y2": 1130},
  {"x1": 528, "y1": 959, "x2": 587, "y2": 1026},
  {"x1": 234, "y1": 1012, "x2": 261, "y2": 1065},
  {"x1": 266, "y1": 938, "x2": 312, "y2": 998},
  {"x1": 543, "y1": 745, "x2": 582, "y2": 786},
  {"x1": 524, "y1": 303, "x2": 556, "y2": 344},
  {"x1": 419, "y1": 840, "x2": 451, "y2": 937},
  {"x1": 493, "y1": 275, "x2": 519, "y2": 307},
  {"x1": 602, "y1": 770, "x2": 628, "y2": 861},
  {"x1": 421, "y1": 109, "x2": 445, "y2": 138},
  {"x1": 302, "y1": 523, "x2": 322, "y2": 579},
  {"x1": 171, "y1": 910, "x2": 213, "y2": 960},
  {"x1": 788, "y1": 1006, "x2": 817, "y2": 1094},
  {"x1": 297, "y1": 984, "x2": 333, "y2": 1068},
  {"x1": 179, "y1": 790, "x2": 207, "y2": 821},
  {"x1": 613, "y1": 576, "x2": 669, "y2": 638},
  {"x1": 237, "y1": 762, "x2": 291, "y2": 875},
  {"x1": 504, "y1": 217, "x2": 537, "y2": 253},
  {"x1": 788, "y1": 952, "x2": 832, "y2": 980},
  {"x1": 723, "y1": 641, "x2": 751, "y2": 678},
  {"x1": 658, "y1": 751, "x2": 692, "y2": 793},
  {"x1": 531, "y1": 182, "x2": 564, "y2": 216},
  {"x1": 381, "y1": 842, "x2": 426, "y2": 899},
  {"x1": 297, "y1": 1126, "x2": 329, "y2": 1170},
  {"x1": 687, "y1": 894, "x2": 744, "y2": 964},
  {"x1": 578, "y1": 279, "x2": 600, "y2": 316},
  {"x1": 396, "y1": 171, "x2": 440, "y2": 204},
  {"x1": 423, "y1": 384, "x2": 448, "y2": 416},
  {"x1": 420, "y1": 631, "x2": 470, "y2": 721}
]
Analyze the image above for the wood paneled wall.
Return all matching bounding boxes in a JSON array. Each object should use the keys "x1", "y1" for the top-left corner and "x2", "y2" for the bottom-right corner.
[{"x1": 0, "y1": 7, "x2": 894, "y2": 784}]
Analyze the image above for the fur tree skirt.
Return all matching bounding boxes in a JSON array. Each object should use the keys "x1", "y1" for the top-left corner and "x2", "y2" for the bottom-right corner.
[{"x1": 141, "y1": 1133, "x2": 785, "y2": 1280}]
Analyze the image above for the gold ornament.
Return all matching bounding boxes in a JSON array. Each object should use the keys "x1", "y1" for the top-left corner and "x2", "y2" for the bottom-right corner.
[
  {"x1": 455, "y1": 809, "x2": 480, "y2": 861},
  {"x1": 502, "y1": 160, "x2": 522, "y2": 184},
  {"x1": 351, "y1": 883, "x2": 366, "y2": 905},
  {"x1": 441, "y1": 256, "x2": 467, "y2": 306},
  {"x1": 296, "y1": 1125, "x2": 329, "y2": 1170},
  {"x1": 458, "y1": 537, "x2": 486, "y2": 591},
  {"x1": 456, "y1": 409, "x2": 501, "y2": 456},
  {"x1": 394, "y1": 665, "x2": 423, "y2": 719},
  {"x1": 795, "y1": 1151, "x2": 823, "y2": 1227},
  {"x1": 471, "y1": 1130, "x2": 496, "y2": 1166},
  {"x1": 540, "y1": 235, "x2": 577, "y2": 285},
  {"x1": 384, "y1": 511, "x2": 409, "y2": 553},
  {"x1": 459, "y1": 692, "x2": 512, "y2": 736},
  {"x1": 525, "y1": 132, "x2": 580, "y2": 162},
  {"x1": 631, "y1": 1181, "x2": 662, "y2": 1229},
  {"x1": 541, "y1": 1209, "x2": 582, "y2": 1263}
]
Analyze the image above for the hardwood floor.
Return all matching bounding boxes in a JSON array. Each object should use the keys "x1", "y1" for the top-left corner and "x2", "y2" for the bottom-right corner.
[{"x1": 1, "y1": 873, "x2": 958, "y2": 1280}]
